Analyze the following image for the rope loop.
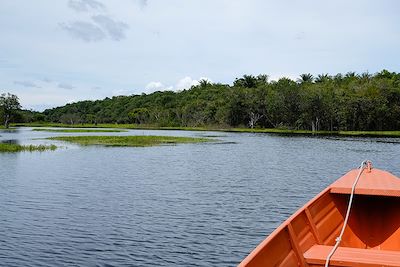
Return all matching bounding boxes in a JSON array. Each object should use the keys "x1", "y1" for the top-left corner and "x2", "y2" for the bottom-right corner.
[{"x1": 324, "y1": 160, "x2": 371, "y2": 267}]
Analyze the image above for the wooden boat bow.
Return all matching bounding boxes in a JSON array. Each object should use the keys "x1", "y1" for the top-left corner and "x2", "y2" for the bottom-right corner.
[
  {"x1": 239, "y1": 163, "x2": 400, "y2": 267},
  {"x1": 330, "y1": 167, "x2": 400, "y2": 197}
]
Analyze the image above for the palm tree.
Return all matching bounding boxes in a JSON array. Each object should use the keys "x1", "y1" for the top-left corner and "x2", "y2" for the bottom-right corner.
[
  {"x1": 345, "y1": 71, "x2": 357, "y2": 79},
  {"x1": 376, "y1": 69, "x2": 394, "y2": 79},
  {"x1": 298, "y1": 73, "x2": 314, "y2": 84},
  {"x1": 198, "y1": 79, "x2": 212, "y2": 88},
  {"x1": 315, "y1": 74, "x2": 331, "y2": 83},
  {"x1": 234, "y1": 75, "x2": 257, "y2": 88},
  {"x1": 360, "y1": 72, "x2": 372, "y2": 82},
  {"x1": 333, "y1": 73, "x2": 343, "y2": 85},
  {"x1": 256, "y1": 74, "x2": 269, "y2": 85}
]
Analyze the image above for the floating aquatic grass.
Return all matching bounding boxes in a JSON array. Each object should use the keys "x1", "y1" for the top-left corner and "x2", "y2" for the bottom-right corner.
[
  {"x1": 0, "y1": 143, "x2": 57, "y2": 153},
  {"x1": 33, "y1": 128, "x2": 126, "y2": 133},
  {"x1": 13, "y1": 123, "x2": 400, "y2": 137},
  {"x1": 47, "y1": 135, "x2": 212, "y2": 147},
  {"x1": 0, "y1": 126, "x2": 16, "y2": 130}
]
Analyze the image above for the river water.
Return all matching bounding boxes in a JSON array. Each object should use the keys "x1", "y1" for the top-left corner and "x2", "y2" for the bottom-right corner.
[{"x1": 0, "y1": 127, "x2": 399, "y2": 266}]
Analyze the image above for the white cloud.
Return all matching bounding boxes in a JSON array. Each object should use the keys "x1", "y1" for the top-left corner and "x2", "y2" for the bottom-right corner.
[
  {"x1": 145, "y1": 81, "x2": 163, "y2": 91},
  {"x1": 66, "y1": 98, "x2": 77, "y2": 104},
  {"x1": 14, "y1": 89, "x2": 87, "y2": 111},
  {"x1": 175, "y1": 76, "x2": 200, "y2": 91},
  {"x1": 174, "y1": 77, "x2": 212, "y2": 90},
  {"x1": 112, "y1": 88, "x2": 132, "y2": 96},
  {"x1": 144, "y1": 76, "x2": 211, "y2": 94},
  {"x1": 144, "y1": 81, "x2": 173, "y2": 94}
]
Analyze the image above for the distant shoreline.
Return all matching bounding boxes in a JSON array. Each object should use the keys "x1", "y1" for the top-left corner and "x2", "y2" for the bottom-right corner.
[{"x1": 11, "y1": 123, "x2": 400, "y2": 138}]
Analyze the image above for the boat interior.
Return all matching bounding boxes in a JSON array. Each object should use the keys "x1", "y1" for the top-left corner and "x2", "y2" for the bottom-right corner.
[{"x1": 241, "y1": 168, "x2": 400, "y2": 267}]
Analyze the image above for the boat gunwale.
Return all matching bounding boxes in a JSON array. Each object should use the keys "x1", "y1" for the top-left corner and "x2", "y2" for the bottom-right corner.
[
  {"x1": 239, "y1": 168, "x2": 400, "y2": 266},
  {"x1": 238, "y1": 185, "x2": 332, "y2": 266}
]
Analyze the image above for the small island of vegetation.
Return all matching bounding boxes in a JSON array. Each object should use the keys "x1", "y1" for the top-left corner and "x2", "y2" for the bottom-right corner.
[
  {"x1": 33, "y1": 128, "x2": 127, "y2": 133},
  {"x1": 0, "y1": 143, "x2": 57, "y2": 153},
  {"x1": 47, "y1": 135, "x2": 212, "y2": 147}
]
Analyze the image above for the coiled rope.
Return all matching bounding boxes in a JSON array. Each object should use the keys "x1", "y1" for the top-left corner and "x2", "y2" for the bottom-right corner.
[{"x1": 324, "y1": 160, "x2": 372, "y2": 267}]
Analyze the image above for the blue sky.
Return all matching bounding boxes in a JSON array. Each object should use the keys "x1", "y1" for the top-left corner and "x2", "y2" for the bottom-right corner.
[{"x1": 0, "y1": 0, "x2": 399, "y2": 111}]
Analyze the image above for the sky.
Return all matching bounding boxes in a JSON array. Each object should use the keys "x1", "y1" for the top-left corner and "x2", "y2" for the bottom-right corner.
[{"x1": 0, "y1": 0, "x2": 399, "y2": 111}]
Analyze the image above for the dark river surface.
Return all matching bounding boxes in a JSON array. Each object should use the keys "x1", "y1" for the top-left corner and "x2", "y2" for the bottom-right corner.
[{"x1": 0, "y1": 127, "x2": 399, "y2": 266}]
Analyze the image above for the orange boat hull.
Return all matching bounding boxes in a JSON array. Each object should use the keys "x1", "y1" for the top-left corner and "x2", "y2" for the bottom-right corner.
[{"x1": 239, "y1": 168, "x2": 400, "y2": 267}]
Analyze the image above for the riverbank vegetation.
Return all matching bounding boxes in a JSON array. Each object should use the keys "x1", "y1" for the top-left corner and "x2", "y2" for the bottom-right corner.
[
  {"x1": 32, "y1": 128, "x2": 126, "y2": 133},
  {"x1": 15, "y1": 122, "x2": 211, "y2": 131},
  {"x1": 4, "y1": 70, "x2": 400, "y2": 132},
  {"x1": 0, "y1": 126, "x2": 16, "y2": 131},
  {"x1": 0, "y1": 143, "x2": 57, "y2": 152},
  {"x1": 47, "y1": 135, "x2": 212, "y2": 147},
  {"x1": 0, "y1": 93, "x2": 21, "y2": 128},
  {"x1": 225, "y1": 128, "x2": 400, "y2": 137},
  {"x1": 13, "y1": 123, "x2": 400, "y2": 137}
]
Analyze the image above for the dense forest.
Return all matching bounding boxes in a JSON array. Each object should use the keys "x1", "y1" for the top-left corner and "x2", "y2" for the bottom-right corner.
[{"x1": 6, "y1": 70, "x2": 400, "y2": 131}]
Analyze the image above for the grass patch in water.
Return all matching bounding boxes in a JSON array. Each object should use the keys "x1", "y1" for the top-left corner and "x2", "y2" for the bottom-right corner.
[
  {"x1": 14, "y1": 122, "x2": 211, "y2": 132},
  {"x1": 0, "y1": 126, "x2": 16, "y2": 130},
  {"x1": 33, "y1": 128, "x2": 126, "y2": 133},
  {"x1": 0, "y1": 143, "x2": 57, "y2": 152},
  {"x1": 47, "y1": 135, "x2": 212, "y2": 147},
  {"x1": 15, "y1": 122, "x2": 400, "y2": 137},
  {"x1": 227, "y1": 128, "x2": 400, "y2": 137},
  {"x1": 336, "y1": 130, "x2": 400, "y2": 137}
]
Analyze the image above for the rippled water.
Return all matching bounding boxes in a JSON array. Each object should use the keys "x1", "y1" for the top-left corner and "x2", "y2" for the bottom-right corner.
[{"x1": 0, "y1": 127, "x2": 399, "y2": 266}]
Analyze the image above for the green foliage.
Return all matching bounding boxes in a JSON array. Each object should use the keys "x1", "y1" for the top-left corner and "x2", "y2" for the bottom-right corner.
[
  {"x1": 11, "y1": 109, "x2": 45, "y2": 124},
  {"x1": 298, "y1": 73, "x2": 314, "y2": 84},
  {"x1": 14, "y1": 69, "x2": 400, "y2": 131},
  {"x1": 47, "y1": 135, "x2": 212, "y2": 147},
  {"x1": 234, "y1": 74, "x2": 269, "y2": 88},
  {"x1": 0, "y1": 109, "x2": 3, "y2": 126},
  {"x1": 32, "y1": 128, "x2": 126, "y2": 133},
  {"x1": 0, "y1": 143, "x2": 57, "y2": 153},
  {"x1": 128, "y1": 108, "x2": 150, "y2": 124},
  {"x1": 12, "y1": 122, "x2": 400, "y2": 137},
  {"x1": 0, "y1": 93, "x2": 21, "y2": 128}
]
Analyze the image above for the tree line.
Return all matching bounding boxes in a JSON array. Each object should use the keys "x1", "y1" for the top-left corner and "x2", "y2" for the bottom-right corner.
[{"x1": 3, "y1": 70, "x2": 400, "y2": 131}]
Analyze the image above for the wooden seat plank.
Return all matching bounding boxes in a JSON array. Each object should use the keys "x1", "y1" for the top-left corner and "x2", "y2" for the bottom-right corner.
[
  {"x1": 304, "y1": 245, "x2": 400, "y2": 266},
  {"x1": 330, "y1": 169, "x2": 400, "y2": 197}
]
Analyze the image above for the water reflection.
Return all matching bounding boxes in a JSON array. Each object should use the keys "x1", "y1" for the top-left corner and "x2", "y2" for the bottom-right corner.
[
  {"x1": 0, "y1": 128, "x2": 19, "y2": 133},
  {"x1": 0, "y1": 127, "x2": 399, "y2": 266},
  {"x1": 1, "y1": 139, "x2": 18, "y2": 144}
]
